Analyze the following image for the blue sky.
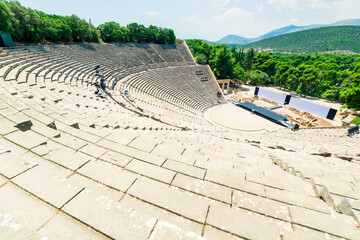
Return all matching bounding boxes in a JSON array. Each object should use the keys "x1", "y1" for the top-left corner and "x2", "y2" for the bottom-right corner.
[{"x1": 18, "y1": 0, "x2": 360, "y2": 41}]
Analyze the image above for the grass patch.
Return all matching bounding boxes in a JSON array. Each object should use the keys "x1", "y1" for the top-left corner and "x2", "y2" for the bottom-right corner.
[{"x1": 352, "y1": 117, "x2": 360, "y2": 125}]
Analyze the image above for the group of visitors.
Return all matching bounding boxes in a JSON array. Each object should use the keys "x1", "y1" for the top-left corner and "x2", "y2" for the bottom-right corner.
[{"x1": 94, "y1": 65, "x2": 106, "y2": 96}]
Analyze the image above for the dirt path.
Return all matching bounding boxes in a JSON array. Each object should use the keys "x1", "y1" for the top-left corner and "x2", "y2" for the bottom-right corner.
[{"x1": 229, "y1": 85, "x2": 343, "y2": 127}]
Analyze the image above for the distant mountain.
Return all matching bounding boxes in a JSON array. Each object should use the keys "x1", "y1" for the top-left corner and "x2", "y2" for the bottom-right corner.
[
  {"x1": 214, "y1": 19, "x2": 360, "y2": 45},
  {"x1": 330, "y1": 19, "x2": 360, "y2": 26},
  {"x1": 288, "y1": 19, "x2": 360, "y2": 34},
  {"x1": 216, "y1": 25, "x2": 300, "y2": 45},
  {"x1": 184, "y1": 39, "x2": 216, "y2": 45},
  {"x1": 243, "y1": 26, "x2": 360, "y2": 54},
  {"x1": 216, "y1": 34, "x2": 249, "y2": 45},
  {"x1": 253, "y1": 25, "x2": 299, "y2": 42}
]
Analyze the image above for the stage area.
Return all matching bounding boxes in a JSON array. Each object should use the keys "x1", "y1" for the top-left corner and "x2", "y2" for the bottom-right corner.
[{"x1": 205, "y1": 103, "x2": 283, "y2": 132}]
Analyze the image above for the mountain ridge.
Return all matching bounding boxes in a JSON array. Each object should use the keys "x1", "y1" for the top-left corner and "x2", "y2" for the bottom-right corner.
[
  {"x1": 215, "y1": 18, "x2": 360, "y2": 45},
  {"x1": 243, "y1": 25, "x2": 360, "y2": 54}
]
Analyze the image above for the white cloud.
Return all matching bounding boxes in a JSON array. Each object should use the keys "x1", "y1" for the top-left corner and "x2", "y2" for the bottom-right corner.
[
  {"x1": 181, "y1": 16, "x2": 205, "y2": 25},
  {"x1": 143, "y1": 10, "x2": 159, "y2": 17},
  {"x1": 212, "y1": 7, "x2": 254, "y2": 22},
  {"x1": 330, "y1": 0, "x2": 360, "y2": 20},
  {"x1": 180, "y1": 7, "x2": 258, "y2": 40},
  {"x1": 267, "y1": 0, "x2": 300, "y2": 10},
  {"x1": 267, "y1": 0, "x2": 331, "y2": 10},
  {"x1": 307, "y1": 0, "x2": 330, "y2": 8},
  {"x1": 210, "y1": 7, "x2": 256, "y2": 38},
  {"x1": 256, "y1": 3, "x2": 264, "y2": 12},
  {"x1": 177, "y1": 0, "x2": 359, "y2": 41},
  {"x1": 212, "y1": 0, "x2": 231, "y2": 7}
]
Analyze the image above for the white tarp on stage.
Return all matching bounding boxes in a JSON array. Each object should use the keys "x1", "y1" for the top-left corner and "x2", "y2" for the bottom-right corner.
[{"x1": 257, "y1": 88, "x2": 287, "y2": 104}]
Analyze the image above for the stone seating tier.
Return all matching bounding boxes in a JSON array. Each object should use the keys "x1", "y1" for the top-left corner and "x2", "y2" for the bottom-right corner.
[{"x1": 1, "y1": 43, "x2": 359, "y2": 239}]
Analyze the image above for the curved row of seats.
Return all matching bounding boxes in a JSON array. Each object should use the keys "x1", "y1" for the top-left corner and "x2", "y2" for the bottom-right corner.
[
  {"x1": 0, "y1": 42, "x2": 195, "y2": 87},
  {"x1": 2, "y1": 78, "x2": 358, "y2": 239},
  {"x1": 116, "y1": 65, "x2": 225, "y2": 115},
  {"x1": 0, "y1": 42, "x2": 225, "y2": 127},
  {"x1": 247, "y1": 127, "x2": 360, "y2": 157},
  {"x1": 1, "y1": 42, "x2": 360, "y2": 239}
]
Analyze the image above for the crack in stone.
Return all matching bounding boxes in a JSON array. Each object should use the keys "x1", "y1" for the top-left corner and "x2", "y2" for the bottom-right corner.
[
  {"x1": 118, "y1": 178, "x2": 137, "y2": 202},
  {"x1": 201, "y1": 205, "x2": 210, "y2": 237},
  {"x1": 147, "y1": 219, "x2": 158, "y2": 239}
]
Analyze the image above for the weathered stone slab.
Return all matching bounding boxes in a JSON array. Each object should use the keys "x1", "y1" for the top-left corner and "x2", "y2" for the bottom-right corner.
[
  {"x1": 52, "y1": 132, "x2": 88, "y2": 150},
  {"x1": 81, "y1": 125, "x2": 113, "y2": 138},
  {"x1": 172, "y1": 174, "x2": 232, "y2": 203},
  {"x1": 62, "y1": 126, "x2": 102, "y2": 144},
  {"x1": 12, "y1": 160, "x2": 82, "y2": 208},
  {"x1": 4, "y1": 130, "x2": 47, "y2": 150},
  {"x1": 78, "y1": 143, "x2": 108, "y2": 158},
  {"x1": 289, "y1": 205, "x2": 360, "y2": 239},
  {"x1": 127, "y1": 134, "x2": 158, "y2": 153},
  {"x1": 348, "y1": 198, "x2": 360, "y2": 211},
  {"x1": 0, "y1": 117, "x2": 17, "y2": 135},
  {"x1": 232, "y1": 190, "x2": 291, "y2": 221},
  {"x1": 31, "y1": 122, "x2": 60, "y2": 138},
  {"x1": 26, "y1": 109, "x2": 54, "y2": 124},
  {"x1": 202, "y1": 226, "x2": 245, "y2": 240},
  {"x1": 6, "y1": 112, "x2": 31, "y2": 125},
  {"x1": 0, "y1": 107, "x2": 18, "y2": 117},
  {"x1": 31, "y1": 140, "x2": 63, "y2": 156},
  {"x1": 265, "y1": 187, "x2": 330, "y2": 214},
  {"x1": 0, "y1": 183, "x2": 56, "y2": 233},
  {"x1": 0, "y1": 137, "x2": 28, "y2": 155},
  {"x1": 0, "y1": 210, "x2": 44, "y2": 240},
  {"x1": 195, "y1": 159, "x2": 234, "y2": 173},
  {"x1": 327, "y1": 182, "x2": 360, "y2": 200},
  {"x1": 38, "y1": 211, "x2": 110, "y2": 240},
  {"x1": 207, "y1": 201, "x2": 287, "y2": 240},
  {"x1": 128, "y1": 177, "x2": 209, "y2": 223},
  {"x1": 182, "y1": 149, "x2": 209, "y2": 163},
  {"x1": 44, "y1": 148, "x2": 92, "y2": 170},
  {"x1": 99, "y1": 151, "x2": 133, "y2": 167},
  {"x1": 283, "y1": 227, "x2": 343, "y2": 240},
  {"x1": 0, "y1": 152, "x2": 39, "y2": 179},
  {"x1": 78, "y1": 160, "x2": 137, "y2": 191},
  {"x1": 205, "y1": 170, "x2": 266, "y2": 197},
  {"x1": 106, "y1": 130, "x2": 139, "y2": 145},
  {"x1": 151, "y1": 142, "x2": 186, "y2": 160},
  {"x1": 97, "y1": 139, "x2": 166, "y2": 166},
  {"x1": 149, "y1": 220, "x2": 203, "y2": 240},
  {"x1": 125, "y1": 159, "x2": 176, "y2": 183},
  {"x1": 247, "y1": 172, "x2": 314, "y2": 196},
  {"x1": 163, "y1": 159, "x2": 206, "y2": 179},
  {"x1": 0, "y1": 174, "x2": 7, "y2": 186},
  {"x1": 120, "y1": 196, "x2": 204, "y2": 240},
  {"x1": 62, "y1": 182, "x2": 154, "y2": 240}
]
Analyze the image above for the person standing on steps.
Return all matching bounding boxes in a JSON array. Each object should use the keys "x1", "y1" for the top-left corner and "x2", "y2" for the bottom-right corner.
[
  {"x1": 94, "y1": 79, "x2": 100, "y2": 95},
  {"x1": 100, "y1": 75, "x2": 106, "y2": 92}
]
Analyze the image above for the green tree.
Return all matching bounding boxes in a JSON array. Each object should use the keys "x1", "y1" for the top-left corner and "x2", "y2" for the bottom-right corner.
[
  {"x1": 298, "y1": 66, "x2": 319, "y2": 96},
  {"x1": 243, "y1": 48, "x2": 254, "y2": 71},
  {"x1": 210, "y1": 45, "x2": 235, "y2": 79},
  {"x1": 274, "y1": 63, "x2": 290, "y2": 88},
  {"x1": 340, "y1": 71, "x2": 360, "y2": 109},
  {"x1": 195, "y1": 54, "x2": 207, "y2": 65},
  {"x1": 0, "y1": 1, "x2": 14, "y2": 34},
  {"x1": 233, "y1": 63, "x2": 245, "y2": 80},
  {"x1": 285, "y1": 67, "x2": 301, "y2": 91},
  {"x1": 248, "y1": 70, "x2": 269, "y2": 85}
]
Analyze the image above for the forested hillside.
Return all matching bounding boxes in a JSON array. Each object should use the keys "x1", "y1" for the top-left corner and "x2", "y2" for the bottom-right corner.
[
  {"x1": 187, "y1": 39, "x2": 360, "y2": 110},
  {"x1": 0, "y1": 0, "x2": 99, "y2": 43},
  {"x1": 244, "y1": 26, "x2": 360, "y2": 54},
  {"x1": 0, "y1": 0, "x2": 176, "y2": 44},
  {"x1": 97, "y1": 22, "x2": 175, "y2": 44}
]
